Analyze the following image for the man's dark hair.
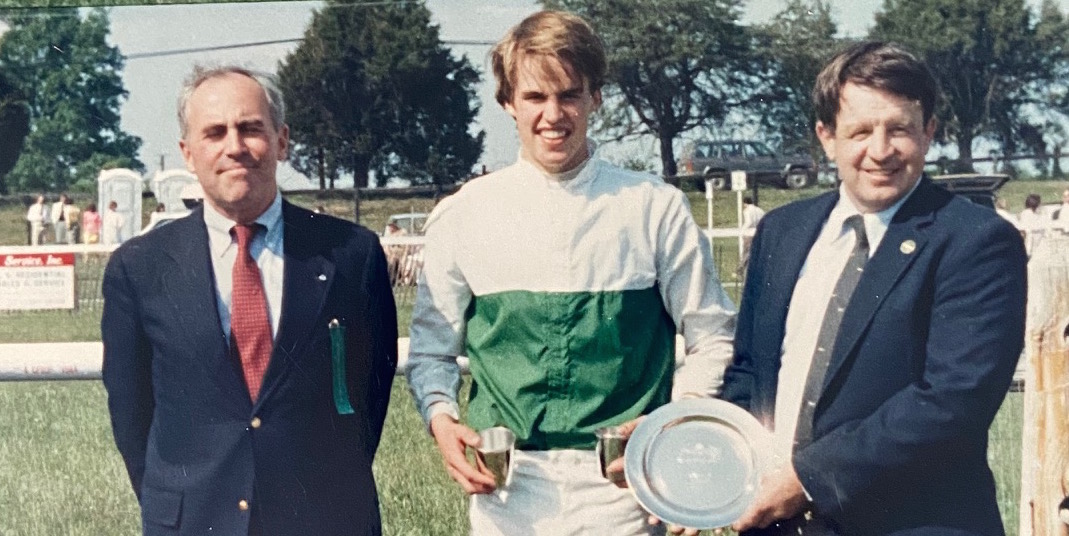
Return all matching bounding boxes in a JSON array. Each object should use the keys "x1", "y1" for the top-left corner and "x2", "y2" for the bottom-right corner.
[{"x1": 812, "y1": 41, "x2": 939, "y2": 130}]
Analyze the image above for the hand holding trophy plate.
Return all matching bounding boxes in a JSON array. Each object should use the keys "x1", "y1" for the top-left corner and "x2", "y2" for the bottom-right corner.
[{"x1": 623, "y1": 398, "x2": 774, "y2": 530}]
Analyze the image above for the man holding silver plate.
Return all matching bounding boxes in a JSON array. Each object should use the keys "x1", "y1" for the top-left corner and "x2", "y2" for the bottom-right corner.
[
  {"x1": 405, "y1": 9, "x2": 736, "y2": 536},
  {"x1": 721, "y1": 42, "x2": 1027, "y2": 535}
]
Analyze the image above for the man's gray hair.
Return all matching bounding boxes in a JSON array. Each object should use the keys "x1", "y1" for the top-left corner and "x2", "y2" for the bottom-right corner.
[{"x1": 177, "y1": 65, "x2": 286, "y2": 139}]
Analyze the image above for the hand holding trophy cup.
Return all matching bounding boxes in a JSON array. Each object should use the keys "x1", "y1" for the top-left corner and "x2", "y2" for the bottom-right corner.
[{"x1": 474, "y1": 426, "x2": 516, "y2": 490}]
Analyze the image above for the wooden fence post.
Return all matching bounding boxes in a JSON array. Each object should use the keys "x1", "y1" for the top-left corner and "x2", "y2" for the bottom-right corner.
[{"x1": 1021, "y1": 233, "x2": 1069, "y2": 536}]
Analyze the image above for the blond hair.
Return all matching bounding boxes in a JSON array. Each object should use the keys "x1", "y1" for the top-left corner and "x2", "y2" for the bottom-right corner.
[{"x1": 490, "y1": 10, "x2": 607, "y2": 106}]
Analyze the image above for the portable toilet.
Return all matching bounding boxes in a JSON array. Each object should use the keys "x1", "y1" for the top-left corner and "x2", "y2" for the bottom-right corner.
[
  {"x1": 97, "y1": 168, "x2": 143, "y2": 244},
  {"x1": 150, "y1": 169, "x2": 197, "y2": 214}
]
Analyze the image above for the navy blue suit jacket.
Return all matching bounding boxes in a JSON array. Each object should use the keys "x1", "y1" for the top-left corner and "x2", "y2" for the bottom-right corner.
[
  {"x1": 102, "y1": 201, "x2": 397, "y2": 535},
  {"x1": 722, "y1": 178, "x2": 1026, "y2": 535}
]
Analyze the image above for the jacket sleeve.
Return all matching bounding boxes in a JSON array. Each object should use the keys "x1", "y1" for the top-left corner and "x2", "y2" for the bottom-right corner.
[
  {"x1": 100, "y1": 246, "x2": 155, "y2": 500},
  {"x1": 719, "y1": 218, "x2": 769, "y2": 415},
  {"x1": 792, "y1": 216, "x2": 1027, "y2": 518}
]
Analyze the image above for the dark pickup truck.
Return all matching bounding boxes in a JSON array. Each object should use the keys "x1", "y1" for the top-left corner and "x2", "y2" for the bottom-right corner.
[{"x1": 677, "y1": 139, "x2": 816, "y2": 190}]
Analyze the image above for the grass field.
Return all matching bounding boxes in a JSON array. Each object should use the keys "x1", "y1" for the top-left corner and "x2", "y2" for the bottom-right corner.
[
  {"x1": 0, "y1": 379, "x2": 1026, "y2": 536},
  {"x1": 0, "y1": 181, "x2": 1043, "y2": 534},
  {"x1": 0, "y1": 378, "x2": 473, "y2": 536}
]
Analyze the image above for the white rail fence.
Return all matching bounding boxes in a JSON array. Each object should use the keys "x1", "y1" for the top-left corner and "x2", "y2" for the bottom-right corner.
[{"x1": 0, "y1": 229, "x2": 1026, "y2": 388}]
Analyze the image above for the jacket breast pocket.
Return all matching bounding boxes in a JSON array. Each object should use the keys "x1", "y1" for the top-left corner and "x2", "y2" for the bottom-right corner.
[{"x1": 141, "y1": 484, "x2": 183, "y2": 530}]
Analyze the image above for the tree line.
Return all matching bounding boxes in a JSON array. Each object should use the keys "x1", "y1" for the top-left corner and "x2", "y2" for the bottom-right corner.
[{"x1": 1, "y1": 0, "x2": 1067, "y2": 195}]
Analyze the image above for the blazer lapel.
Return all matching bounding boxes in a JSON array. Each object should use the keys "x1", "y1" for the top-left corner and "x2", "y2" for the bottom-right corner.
[
  {"x1": 255, "y1": 202, "x2": 335, "y2": 405},
  {"x1": 763, "y1": 193, "x2": 840, "y2": 358},
  {"x1": 820, "y1": 179, "x2": 939, "y2": 394},
  {"x1": 158, "y1": 208, "x2": 249, "y2": 400}
]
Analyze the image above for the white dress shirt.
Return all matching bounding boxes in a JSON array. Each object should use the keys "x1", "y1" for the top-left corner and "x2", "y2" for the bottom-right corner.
[
  {"x1": 774, "y1": 181, "x2": 919, "y2": 458},
  {"x1": 203, "y1": 193, "x2": 285, "y2": 341}
]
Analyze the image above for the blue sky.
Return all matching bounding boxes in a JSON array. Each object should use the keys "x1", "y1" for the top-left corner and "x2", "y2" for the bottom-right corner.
[{"x1": 7, "y1": 0, "x2": 1067, "y2": 185}]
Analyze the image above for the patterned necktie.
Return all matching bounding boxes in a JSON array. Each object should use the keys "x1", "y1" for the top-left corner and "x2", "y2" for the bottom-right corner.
[
  {"x1": 231, "y1": 223, "x2": 272, "y2": 401},
  {"x1": 794, "y1": 214, "x2": 869, "y2": 449}
]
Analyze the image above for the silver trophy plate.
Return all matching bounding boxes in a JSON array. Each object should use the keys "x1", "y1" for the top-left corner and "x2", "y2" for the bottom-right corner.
[{"x1": 624, "y1": 398, "x2": 773, "y2": 530}]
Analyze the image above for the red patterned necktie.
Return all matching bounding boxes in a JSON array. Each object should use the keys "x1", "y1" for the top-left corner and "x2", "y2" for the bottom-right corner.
[{"x1": 231, "y1": 223, "x2": 272, "y2": 401}]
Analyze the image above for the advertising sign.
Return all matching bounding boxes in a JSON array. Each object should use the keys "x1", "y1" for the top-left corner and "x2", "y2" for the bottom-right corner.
[{"x1": 0, "y1": 253, "x2": 76, "y2": 310}]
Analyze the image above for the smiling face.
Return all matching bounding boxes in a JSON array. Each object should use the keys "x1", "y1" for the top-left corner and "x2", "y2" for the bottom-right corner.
[
  {"x1": 179, "y1": 72, "x2": 288, "y2": 224},
  {"x1": 816, "y1": 82, "x2": 935, "y2": 213},
  {"x1": 503, "y1": 54, "x2": 601, "y2": 174}
]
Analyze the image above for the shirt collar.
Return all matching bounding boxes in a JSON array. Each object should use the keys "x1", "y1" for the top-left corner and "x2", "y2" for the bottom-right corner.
[
  {"x1": 829, "y1": 177, "x2": 922, "y2": 253},
  {"x1": 516, "y1": 140, "x2": 600, "y2": 190},
  {"x1": 203, "y1": 191, "x2": 284, "y2": 259}
]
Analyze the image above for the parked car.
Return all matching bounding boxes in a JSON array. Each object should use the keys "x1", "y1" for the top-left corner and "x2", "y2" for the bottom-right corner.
[
  {"x1": 677, "y1": 139, "x2": 816, "y2": 190},
  {"x1": 383, "y1": 212, "x2": 428, "y2": 236},
  {"x1": 931, "y1": 173, "x2": 1009, "y2": 209}
]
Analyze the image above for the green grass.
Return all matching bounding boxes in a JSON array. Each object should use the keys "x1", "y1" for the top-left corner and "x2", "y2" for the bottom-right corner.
[
  {"x1": 0, "y1": 381, "x2": 140, "y2": 535},
  {"x1": 0, "y1": 378, "x2": 470, "y2": 536},
  {"x1": 0, "y1": 379, "x2": 1024, "y2": 535}
]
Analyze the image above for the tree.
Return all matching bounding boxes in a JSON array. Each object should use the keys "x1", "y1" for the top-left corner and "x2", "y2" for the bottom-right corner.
[
  {"x1": 0, "y1": 8, "x2": 143, "y2": 193},
  {"x1": 871, "y1": 0, "x2": 1069, "y2": 169},
  {"x1": 0, "y1": 70, "x2": 30, "y2": 194},
  {"x1": 541, "y1": 0, "x2": 764, "y2": 177},
  {"x1": 278, "y1": 0, "x2": 484, "y2": 188},
  {"x1": 754, "y1": 0, "x2": 842, "y2": 156}
]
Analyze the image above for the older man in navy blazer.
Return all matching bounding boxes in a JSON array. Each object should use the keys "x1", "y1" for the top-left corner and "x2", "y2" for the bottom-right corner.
[
  {"x1": 102, "y1": 66, "x2": 396, "y2": 535},
  {"x1": 722, "y1": 42, "x2": 1026, "y2": 535}
]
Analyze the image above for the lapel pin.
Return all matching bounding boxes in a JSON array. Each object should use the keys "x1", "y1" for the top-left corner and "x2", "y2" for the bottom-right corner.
[
  {"x1": 318, "y1": 274, "x2": 327, "y2": 281},
  {"x1": 900, "y1": 240, "x2": 916, "y2": 254}
]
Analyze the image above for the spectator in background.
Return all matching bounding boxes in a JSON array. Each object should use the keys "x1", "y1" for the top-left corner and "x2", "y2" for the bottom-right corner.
[
  {"x1": 65, "y1": 197, "x2": 82, "y2": 244},
  {"x1": 1019, "y1": 193, "x2": 1046, "y2": 255},
  {"x1": 738, "y1": 195, "x2": 766, "y2": 276},
  {"x1": 741, "y1": 195, "x2": 766, "y2": 229},
  {"x1": 82, "y1": 203, "x2": 102, "y2": 244},
  {"x1": 102, "y1": 200, "x2": 125, "y2": 245},
  {"x1": 1019, "y1": 193, "x2": 1045, "y2": 228},
  {"x1": 1051, "y1": 188, "x2": 1069, "y2": 233},
  {"x1": 51, "y1": 194, "x2": 69, "y2": 244},
  {"x1": 148, "y1": 203, "x2": 167, "y2": 226},
  {"x1": 25, "y1": 194, "x2": 48, "y2": 245},
  {"x1": 383, "y1": 221, "x2": 409, "y2": 283}
]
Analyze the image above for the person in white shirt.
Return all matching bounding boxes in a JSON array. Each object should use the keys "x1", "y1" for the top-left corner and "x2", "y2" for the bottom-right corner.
[
  {"x1": 741, "y1": 195, "x2": 766, "y2": 230},
  {"x1": 738, "y1": 196, "x2": 767, "y2": 275},
  {"x1": 25, "y1": 195, "x2": 48, "y2": 245},
  {"x1": 102, "y1": 200, "x2": 125, "y2": 245},
  {"x1": 1051, "y1": 188, "x2": 1069, "y2": 232},
  {"x1": 50, "y1": 194, "x2": 69, "y2": 244},
  {"x1": 406, "y1": 10, "x2": 736, "y2": 536},
  {"x1": 1018, "y1": 193, "x2": 1046, "y2": 255}
]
